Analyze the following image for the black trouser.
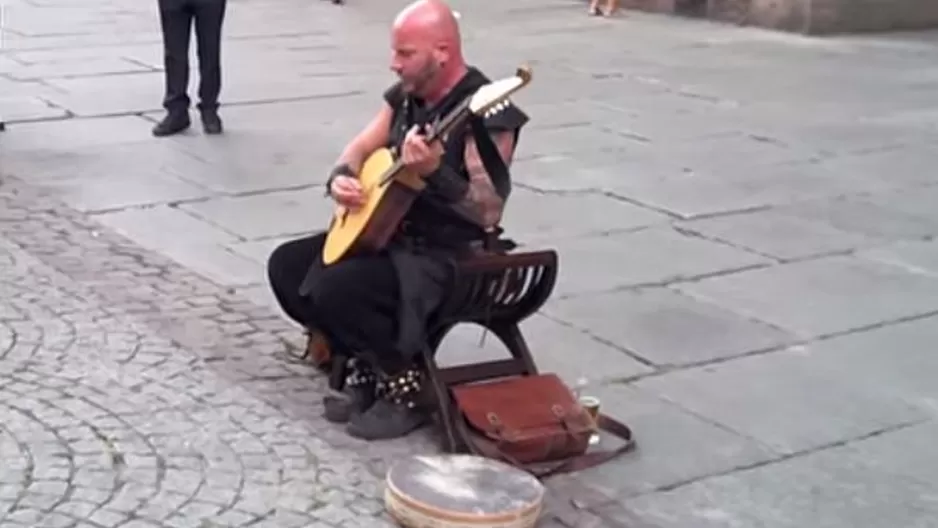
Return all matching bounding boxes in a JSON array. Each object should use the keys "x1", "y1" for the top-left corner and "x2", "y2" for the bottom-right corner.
[
  {"x1": 157, "y1": 0, "x2": 226, "y2": 113},
  {"x1": 267, "y1": 233, "x2": 411, "y2": 373}
]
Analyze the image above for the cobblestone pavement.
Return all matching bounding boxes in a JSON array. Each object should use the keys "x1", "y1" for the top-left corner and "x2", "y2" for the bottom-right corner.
[
  {"x1": 4, "y1": 0, "x2": 938, "y2": 526},
  {"x1": 0, "y1": 179, "x2": 409, "y2": 527}
]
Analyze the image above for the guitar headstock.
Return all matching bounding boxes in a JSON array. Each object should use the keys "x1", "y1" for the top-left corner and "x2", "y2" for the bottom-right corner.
[{"x1": 468, "y1": 65, "x2": 533, "y2": 117}]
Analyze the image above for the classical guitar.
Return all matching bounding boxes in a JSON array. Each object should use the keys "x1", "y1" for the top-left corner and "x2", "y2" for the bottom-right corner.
[{"x1": 321, "y1": 66, "x2": 533, "y2": 266}]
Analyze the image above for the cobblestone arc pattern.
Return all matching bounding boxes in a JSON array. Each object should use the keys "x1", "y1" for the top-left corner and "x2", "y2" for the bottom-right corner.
[{"x1": 0, "y1": 177, "x2": 438, "y2": 527}]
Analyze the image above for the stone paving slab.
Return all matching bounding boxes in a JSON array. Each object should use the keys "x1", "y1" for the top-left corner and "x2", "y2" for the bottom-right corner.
[
  {"x1": 857, "y1": 239, "x2": 938, "y2": 278},
  {"x1": 632, "y1": 346, "x2": 930, "y2": 456},
  {"x1": 177, "y1": 188, "x2": 331, "y2": 240},
  {"x1": 676, "y1": 255, "x2": 938, "y2": 339},
  {"x1": 675, "y1": 208, "x2": 882, "y2": 262},
  {"x1": 3, "y1": 0, "x2": 938, "y2": 525},
  {"x1": 0, "y1": 96, "x2": 70, "y2": 123},
  {"x1": 435, "y1": 314, "x2": 655, "y2": 386},
  {"x1": 623, "y1": 420, "x2": 938, "y2": 528},
  {"x1": 543, "y1": 287, "x2": 797, "y2": 368},
  {"x1": 546, "y1": 226, "x2": 770, "y2": 298},
  {"x1": 503, "y1": 188, "x2": 670, "y2": 243}
]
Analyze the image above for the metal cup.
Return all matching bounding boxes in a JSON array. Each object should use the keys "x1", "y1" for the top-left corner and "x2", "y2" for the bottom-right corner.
[
  {"x1": 578, "y1": 396, "x2": 602, "y2": 445},
  {"x1": 578, "y1": 396, "x2": 601, "y2": 422}
]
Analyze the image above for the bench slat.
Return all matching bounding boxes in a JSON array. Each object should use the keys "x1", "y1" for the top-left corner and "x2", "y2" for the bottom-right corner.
[{"x1": 437, "y1": 250, "x2": 558, "y2": 327}]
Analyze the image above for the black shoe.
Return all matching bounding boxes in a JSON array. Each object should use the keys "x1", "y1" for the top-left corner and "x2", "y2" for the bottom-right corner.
[
  {"x1": 200, "y1": 110, "x2": 223, "y2": 135},
  {"x1": 323, "y1": 359, "x2": 376, "y2": 423},
  {"x1": 346, "y1": 400, "x2": 428, "y2": 440},
  {"x1": 152, "y1": 112, "x2": 190, "y2": 137},
  {"x1": 346, "y1": 368, "x2": 429, "y2": 440},
  {"x1": 323, "y1": 385, "x2": 375, "y2": 424}
]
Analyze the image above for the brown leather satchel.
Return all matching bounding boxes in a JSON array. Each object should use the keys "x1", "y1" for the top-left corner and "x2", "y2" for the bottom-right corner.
[{"x1": 451, "y1": 373, "x2": 636, "y2": 478}]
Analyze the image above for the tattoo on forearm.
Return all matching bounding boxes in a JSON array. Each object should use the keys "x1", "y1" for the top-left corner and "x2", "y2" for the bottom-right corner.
[
  {"x1": 449, "y1": 131, "x2": 516, "y2": 228},
  {"x1": 450, "y1": 167, "x2": 505, "y2": 227}
]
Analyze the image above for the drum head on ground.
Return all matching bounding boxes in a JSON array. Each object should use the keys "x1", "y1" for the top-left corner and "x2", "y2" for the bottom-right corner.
[{"x1": 385, "y1": 454, "x2": 545, "y2": 528}]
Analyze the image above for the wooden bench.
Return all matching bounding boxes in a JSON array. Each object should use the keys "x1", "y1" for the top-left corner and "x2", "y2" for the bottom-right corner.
[
  {"x1": 423, "y1": 249, "x2": 558, "y2": 452},
  {"x1": 304, "y1": 248, "x2": 559, "y2": 449}
]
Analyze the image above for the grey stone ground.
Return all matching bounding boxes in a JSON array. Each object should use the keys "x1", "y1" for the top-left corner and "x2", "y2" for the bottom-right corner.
[{"x1": 2, "y1": 0, "x2": 938, "y2": 526}]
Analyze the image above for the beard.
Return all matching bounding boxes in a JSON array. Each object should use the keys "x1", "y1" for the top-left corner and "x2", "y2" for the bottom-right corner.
[{"x1": 400, "y1": 57, "x2": 440, "y2": 95}]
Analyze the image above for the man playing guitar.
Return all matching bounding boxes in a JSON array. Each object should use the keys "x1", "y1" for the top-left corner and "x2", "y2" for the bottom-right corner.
[{"x1": 267, "y1": 0, "x2": 528, "y2": 441}]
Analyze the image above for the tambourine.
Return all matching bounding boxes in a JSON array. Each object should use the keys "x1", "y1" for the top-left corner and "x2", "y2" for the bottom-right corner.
[{"x1": 385, "y1": 454, "x2": 545, "y2": 528}]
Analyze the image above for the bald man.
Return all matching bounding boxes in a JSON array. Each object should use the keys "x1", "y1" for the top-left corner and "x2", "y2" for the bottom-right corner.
[{"x1": 266, "y1": 0, "x2": 529, "y2": 441}]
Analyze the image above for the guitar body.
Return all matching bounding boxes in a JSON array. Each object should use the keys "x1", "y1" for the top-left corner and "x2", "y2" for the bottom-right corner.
[{"x1": 322, "y1": 147, "x2": 425, "y2": 265}]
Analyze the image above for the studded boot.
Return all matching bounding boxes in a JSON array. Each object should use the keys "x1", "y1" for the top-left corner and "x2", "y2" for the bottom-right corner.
[
  {"x1": 323, "y1": 358, "x2": 377, "y2": 424},
  {"x1": 346, "y1": 367, "x2": 429, "y2": 441}
]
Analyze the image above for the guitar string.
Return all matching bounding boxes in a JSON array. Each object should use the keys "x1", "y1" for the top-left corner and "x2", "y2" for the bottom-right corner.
[{"x1": 361, "y1": 101, "x2": 508, "y2": 195}]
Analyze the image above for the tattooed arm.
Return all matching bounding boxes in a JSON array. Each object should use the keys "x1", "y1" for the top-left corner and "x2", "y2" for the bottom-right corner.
[{"x1": 444, "y1": 130, "x2": 517, "y2": 229}]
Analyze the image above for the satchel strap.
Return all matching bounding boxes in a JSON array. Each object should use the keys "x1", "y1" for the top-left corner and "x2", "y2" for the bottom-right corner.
[{"x1": 455, "y1": 411, "x2": 636, "y2": 479}]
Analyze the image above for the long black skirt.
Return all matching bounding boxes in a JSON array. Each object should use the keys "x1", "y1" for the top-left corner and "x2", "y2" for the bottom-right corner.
[{"x1": 266, "y1": 232, "x2": 451, "y2": 373}]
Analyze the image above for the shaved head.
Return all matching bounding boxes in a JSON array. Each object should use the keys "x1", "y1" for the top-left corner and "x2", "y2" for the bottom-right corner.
[
  {"x1": 393, "y1": 0, "x2": 461, "y2": 47},
  {"x1": 389, "y1": 0, "x2": 466, "y2": 100}
]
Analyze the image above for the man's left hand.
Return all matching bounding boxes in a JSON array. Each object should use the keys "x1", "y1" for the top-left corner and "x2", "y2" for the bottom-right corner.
[{"x1": 400, "y1": 125, "x2": 444, "y2": 177}]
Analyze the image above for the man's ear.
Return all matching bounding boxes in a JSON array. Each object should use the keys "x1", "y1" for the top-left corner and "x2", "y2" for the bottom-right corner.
[{"x1": 432, "y1": 42, "x2": 450, "y2": 66}]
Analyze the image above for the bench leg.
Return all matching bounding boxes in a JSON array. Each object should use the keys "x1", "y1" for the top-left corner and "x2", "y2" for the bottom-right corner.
[
  {"x1": 422, "y1": 325, "x2": 462, "y2": 453},
  {"x1": 423, "y1": 354, "x2": 461, "y2": 453},
  {"x1": 421, "y1": 322, "x2": 539, "y2": 454},
  {"x1": 489, "y1": 322, "x2": 539, "y2": 376},
  {"x1": 328, "y1": 352, "x2": 348, "y2": 391}
]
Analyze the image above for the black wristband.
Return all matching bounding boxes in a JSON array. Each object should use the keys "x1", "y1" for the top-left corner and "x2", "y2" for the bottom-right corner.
[
  {"x1": 427, "y1": 165, "x2": 469, "y2": 202},
  {"x1": 325, "y1": 163, "x2": 355, "y2": 197}
]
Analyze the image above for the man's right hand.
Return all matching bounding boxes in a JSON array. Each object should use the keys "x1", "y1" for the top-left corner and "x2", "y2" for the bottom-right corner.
[{"x1": 330, "y1": 175, "x2": 366, "y2": 209}]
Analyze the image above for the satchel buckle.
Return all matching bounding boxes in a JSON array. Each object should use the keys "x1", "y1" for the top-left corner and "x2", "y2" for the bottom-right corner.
[{"x1": 486, "y1": 412, "x2": 507, "y2": 438}]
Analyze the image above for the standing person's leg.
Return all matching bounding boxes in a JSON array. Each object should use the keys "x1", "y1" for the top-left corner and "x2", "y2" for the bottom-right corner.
[
  {"x1": 154, "y1": 0, "x2": 194, "y2": 137},
  {"x1": 193, "y1": 0, "x2": 226, "y2": 134}
]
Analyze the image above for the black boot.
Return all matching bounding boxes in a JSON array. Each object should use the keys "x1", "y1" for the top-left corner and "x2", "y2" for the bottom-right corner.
[
  {"x1": 200, "y1": 107, "x2": 223, "y2": 135},
  {"x1": 346, "y1": 367, "x2": 429, "y2": 440},
  {"x1": 323, "y1": 358, "x2": 376, "y2": 424},
  {"x1": 152, "y1": 111, "x2": 191, "y2": 137}
]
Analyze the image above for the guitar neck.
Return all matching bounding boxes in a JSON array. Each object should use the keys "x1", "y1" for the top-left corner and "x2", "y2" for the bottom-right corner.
[
  {"x1": 426, "y1": 98, "x2": 473, "y2": 143},
  {"x1": 381, "y1": 99, "x2": 474, "y2": 185}
]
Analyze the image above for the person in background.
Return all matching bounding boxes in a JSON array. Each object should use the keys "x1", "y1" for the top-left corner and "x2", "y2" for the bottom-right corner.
[
  {"x1": 588, "y1": 0, "x2": 619, "y2": 17},
  {"x1": 153, "y1": 0, "x2": 226, "y2": 137}
]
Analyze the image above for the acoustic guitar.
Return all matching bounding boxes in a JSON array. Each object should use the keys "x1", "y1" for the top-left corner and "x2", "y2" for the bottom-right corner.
[{"x1": 321, "y1": 66, "x2": 533, "y2": 266}]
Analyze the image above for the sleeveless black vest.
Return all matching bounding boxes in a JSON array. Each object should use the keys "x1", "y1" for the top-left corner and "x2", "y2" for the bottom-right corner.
[{"x1": 383, "y1": 68, "x2": 497, "y2": 248}]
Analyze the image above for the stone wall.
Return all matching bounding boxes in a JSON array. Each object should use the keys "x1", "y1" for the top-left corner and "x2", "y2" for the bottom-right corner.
[
  {"x1": 808, "y1": 0, "x2": 938, "y2": 34},
  {"x1": 624, "y1": 0, "x2": 938, "y2": 34},
  {"x1": 711, "y1": 0, "x2": 812, "y2": 32}
]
